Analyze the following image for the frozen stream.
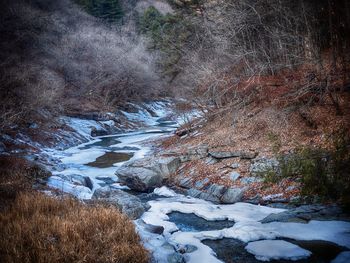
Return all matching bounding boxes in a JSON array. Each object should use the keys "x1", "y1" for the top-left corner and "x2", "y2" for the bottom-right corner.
[{"x1": 45, "y1": 110, "x2": 350, "y2": 263}]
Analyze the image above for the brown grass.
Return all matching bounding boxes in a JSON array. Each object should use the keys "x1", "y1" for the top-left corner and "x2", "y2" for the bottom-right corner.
[{"x1": 0, "y1": 192, "x2": 149, "y2": 263}]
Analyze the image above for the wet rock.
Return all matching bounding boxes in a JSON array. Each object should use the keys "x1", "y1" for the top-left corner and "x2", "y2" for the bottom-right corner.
[
  {"x1": 209, "y1": 150, "x2": 257, "y2": 160},
  {"x1": 92, "y1": 187, "x2": 145, "y2": 219},
  {"x1": 221, "y1": 188, "x2": 245, "y2": 204},
  {"x1": 228, "y1": 171, "x2": 240, "y2": 181},
  {"x1": 137, "y1": 219, "x2": 164, "y2": 234},
  {"x1": 90, "y1": 126, "x2": 108, "y2": 137},
  {"x1": 116, "y1": 156, "x2": 181, "y2": 191}
]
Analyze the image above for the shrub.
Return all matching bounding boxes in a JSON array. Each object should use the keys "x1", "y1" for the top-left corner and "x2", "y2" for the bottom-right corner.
[
  {"x1": 264, "y1": 129, "x2": 350, "y2": 207},
  {"x1": 0, "y1": 192, "x2": 149, "y2": 263}
]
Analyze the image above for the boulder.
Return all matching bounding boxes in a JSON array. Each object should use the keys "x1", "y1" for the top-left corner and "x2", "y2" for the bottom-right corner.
[
  {"x1": 260, "y1": 204, "x2": 345, "y2": 223},
  {"x1": 187, "y1": 184, "x2": 245, "y2": 204},
  {"x1": 92, "y1": 187, "x2": 145, "y2": 219},
  {"x1": 228, "y1": 171, "x2": 240, "y2": 181},
  {"x1": 178, "y1": 177, "x2": 193, "y2": 189},
  {"x1": 250, "y1": 157, "x2": 280, "y2": 176},
  {"x1": 116, "y1": 156, "x2": 181, "y2": 192},
  {"x1": 180, "y1": 145, "x2": 208, "y2": 162},
  {"x1": 209, "y1": 150, "x2": 257, "y2": 159},
  {"x1": 60, "y1": 174, "x2": 93, "y2": 190},
  {"x1": 91, "y1": 126, "x2": 108, "y2": 137},
  {"x1": 220, "y1": 188, "x2": 245, "y2": 204}
]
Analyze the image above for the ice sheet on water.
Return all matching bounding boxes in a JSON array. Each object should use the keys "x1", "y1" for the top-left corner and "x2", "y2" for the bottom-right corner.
[
  {"x1": 245, "y1": 240, "x2": 311, "y2": 261},
  {"x1": 61, "y1": 117, "x2": 104, "y2": 139},
  {"x1": 61, "y1": 148, "x2": 106, "y2": 165},
  {"x1": 331, "y1": 251, "x2": 350, "y2": 263},
  {"x1": 139, "y1": 195, "x2": 350, "y2": 263}
]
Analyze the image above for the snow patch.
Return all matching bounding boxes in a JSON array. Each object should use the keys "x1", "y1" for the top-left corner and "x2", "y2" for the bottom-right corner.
[
  {"x1": 154, "y1": 186, "x2": 178, "y2": 197},
  {"x1": 245, "y1": 240, "x2": 311, "y2": 261}
]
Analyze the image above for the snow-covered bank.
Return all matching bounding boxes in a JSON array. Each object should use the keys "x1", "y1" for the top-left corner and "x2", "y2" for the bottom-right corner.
[
  {"x1": 136, "y1": 187, "x2": 350, "y2": 263},
  {"x1": 44, "y1": 100, "x2": 204, "y2": 199}
]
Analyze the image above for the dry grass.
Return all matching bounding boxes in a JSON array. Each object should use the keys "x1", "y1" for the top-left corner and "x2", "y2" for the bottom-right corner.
[{"x1": 0, "y1": 192, "x2": 149, "y2": 263}]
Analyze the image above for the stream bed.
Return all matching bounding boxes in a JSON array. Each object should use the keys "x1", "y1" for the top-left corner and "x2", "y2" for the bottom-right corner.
[{"x1": 46, "y1": 114, "x2": 350, "y2": 263}]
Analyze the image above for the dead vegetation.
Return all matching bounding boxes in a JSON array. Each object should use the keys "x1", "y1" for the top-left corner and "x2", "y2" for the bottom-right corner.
[
  {"x1": 0, "y1": 156, "x2": 149, "y2": 263},
  {"x1": 0, "y1": 192, "x2": 149, "y2": 263}
]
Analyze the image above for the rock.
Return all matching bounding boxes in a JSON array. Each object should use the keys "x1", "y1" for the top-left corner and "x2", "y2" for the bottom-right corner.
[
  {"x1": 250, "y1": 157, "x2": 280, "y2": 176},
  {"x1": 209, "y1": 150, "x2": 257, "y2": 159},
  {"x1": 176, "y1": 244, "x2": 198, "y2": 254},
  {"x1": 0, "y1": 142, "x2": 6, "y2": 152},
  {"x1": 178, "y1": 177, "x2": 193, "y2": 189},
  {"x1": 116, "y1": 156, "x2": 181, "y2": 191},
  {"x1": 240, "y1": 176, "x2": 263, "y2": 184},
  {"x1": 206, "y1": 184, "x2": 227, "y2": 198},
  {"x1": 260, "y1": 204, "x2": 345, "y2": 223},
  {"x1": 158, "y1": 157, "x2": 181, "y2": 176},
  {"x1": 167, "y1": 252, "x2": 185, "y2": 263},
  {"x1": 231, "y1": 163, "x2": 240, "y2": 169},
  {"x1": 205, "y1": 157, "x2": 219, "y2": 165},
  {"x1": 228, "y1": 171, "x2": 240, "y2": 181},
  {"x1": 117, "y1": 166, "x2": 162, "y2": 192},
  {"x1": 180, "y1": 145, "x2": 208, "y2": 162},
  {"x1": 220, "y1": 188, "x2": 245, "y2": 204},
  {"x1": 194, "y1": 178, "x2": 210, "y2": 189},
  {"x1": 96, "y1": 175, "x2": 118, "y2": 185},
  {"x1": 60, "y1": 174, "x2": 93, "y2": 190},
  {"x1": 92, "y1": 187, "x2": 145, "y2": 219},
  {"x1": 29, "y1": 122, "x2": 38, "y2": 129},
  {"x1": 91, "y1": 126, "x2": 108, "y2": 137},
  {"x1": 137, "y1": 219, "x2": 164, "y2": 234}
]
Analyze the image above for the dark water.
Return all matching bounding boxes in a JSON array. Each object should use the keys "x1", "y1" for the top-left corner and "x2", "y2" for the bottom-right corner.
[
  {"x1": 87, "y1": 151, "x2": 133, "y2": 168},
  {"x1": 168, "y1": 212, "x2": 235, "y2": 232},
  {"x1": 79, "y1": 137, "x2": 121, "y2": 149},
  {"x1": 202, "y1": 238, "x2": 346, "y2": 263}
]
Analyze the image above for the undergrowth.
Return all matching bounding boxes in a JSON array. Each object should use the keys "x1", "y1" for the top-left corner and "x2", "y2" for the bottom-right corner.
[{"x1": 264, "y1": 130, "x2": 350, "y2": 208}]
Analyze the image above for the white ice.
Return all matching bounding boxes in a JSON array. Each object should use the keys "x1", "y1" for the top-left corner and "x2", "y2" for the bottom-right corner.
[
  {"x1": 245, "y1": 240, "x2": 312, "y2": 261},
  {"x1": 137, "y1": 195, "x2": 350, "y2": 263}
]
